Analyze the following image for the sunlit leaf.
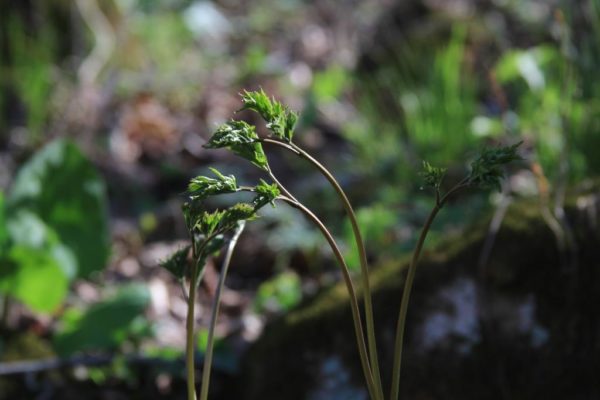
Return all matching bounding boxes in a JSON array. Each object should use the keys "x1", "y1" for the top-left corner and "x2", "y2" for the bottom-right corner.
[
  {"x1": 0, "y1": 245, "x2": 69, "y2": 313},
  {"x1": 0, "y1": 211, "x2": 76, "y2": 312},
  {"x1": 188, "y1": 168, "x2": 237, "y2": 200},
  {"x1": 204, "y1": 120, "x2": 268, "y2": 170},
  {"x1": 239, "y1": 89, "x2": 298, "y2": 141},
  {"x1": 252, "y1": 180, "x2": 280, "y2": 209}
]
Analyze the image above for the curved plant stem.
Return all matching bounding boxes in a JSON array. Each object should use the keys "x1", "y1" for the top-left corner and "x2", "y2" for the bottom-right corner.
[
  {"x1": 200, "y1": 222, "x2": 246, "y2": 400},
  {"x1": 266, "y1": 165, "x2": 299, "y2": 203},
  {"x1": 186, "y1": 261, "x2": 199, "y2": 400},
  {"x1": 263, "y1": 138, "x2": 383, "y2": 398},
  {"x1": 279, "y1": 196, "x2": 378, "y2": 400},
  {"x1": 389, "y1": 203, "x2": 440, "y2": 400},
  {"x1": 389, "y1": 182, "x2": 468, "y2": 400}
]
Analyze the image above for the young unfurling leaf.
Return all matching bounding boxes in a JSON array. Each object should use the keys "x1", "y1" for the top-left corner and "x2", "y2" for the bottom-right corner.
[
  {"x1": 240, "y1": 89, "x2": 275, "y2": 121},
  {"x1": 253, "y1": 180, "x2": 280, "y2": 209},
  {"x1": 204, "y1": 120, "x2": 268, "y2": 170},
  {"x1": 468, "y1": 142, "x2": 522, "y2": 191},
  {"x1": 220, "y1": 203, "x2": 257, "y2": 230},
  {"x1": 188, "y1": 168, "x2": 237, "y2": 200},
  {"x1": 196, "y1": 209, "x2": 227, "y2": 237},
  {"x1": 420, "y1": 161, "x2": 447, "y2": 190},
  {"x1": 239, "y1": 89, "x2": 298, "y2": 142},
  {"x1": 160, "y1": 245, "x2": 191, "y2": 280}
]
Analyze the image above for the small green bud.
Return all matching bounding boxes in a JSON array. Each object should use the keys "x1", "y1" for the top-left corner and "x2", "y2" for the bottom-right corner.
[{"x1": 420, "y1": 161, "x2": 447, "y2": 190}]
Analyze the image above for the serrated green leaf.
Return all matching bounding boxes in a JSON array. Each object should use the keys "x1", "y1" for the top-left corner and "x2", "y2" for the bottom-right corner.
[
  {"x1": 240, "y1": 89, "x2": 276, "y2": 121},
  {"x1": 253, "y1": 180, "x2": 280, "y2": 209},
  {"x1": 159, "y1": 245, "x2": 191, "y2": 280},
  {"x1": 220, "y1": 203, "x2": 256, "y2": 230},
  {"x1": 188, "y1": 168, "x2": 237, "y2": 200},
  {"x1": 284, "y1": 110, "x2": 298, "y2": 141},
  {"x1": 468, "y1": 142, "x2": 522, "y2": 191},
  {"x1": 204, "y1": 121, "x2": 268, "y2": 170},
  {"x1": 6, "y1": 139, "x2": 109, "y2": 278},
  {"x1": 195, "y1": 209, "x2": 227, "y2": 237},
  {"x1": 240, "y1": 90, "x2": 298, "y2": 141},
  {"x1": 420, "y1": 161, "x2": 447, "y2": 189}
]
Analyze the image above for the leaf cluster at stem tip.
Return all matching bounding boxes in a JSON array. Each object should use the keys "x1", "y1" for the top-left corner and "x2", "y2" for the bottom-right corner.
[
  {"x1": 420, "y1": 161, "x2": 447, "y2": 190},
  {"x1": 160, "y1": 168, "x2": 280, "y2": 281},
  {"x1": 203, "y1": 120, "x2": 268, "y2": 170},
  {"x1": 468, "y1": 141, "x2": 523, "y2": 191},
  {"x1": 187, "y1": 168, "x2": 237, "y2": 200},
  {"x1": 240, "y1": 89, "x2": 298, "y2": 142}
]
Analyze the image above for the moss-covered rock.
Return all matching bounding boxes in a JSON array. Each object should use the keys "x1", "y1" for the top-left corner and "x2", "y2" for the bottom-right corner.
[{"x1": 235, "y1": 193, "x2": 600, "y2": 400}]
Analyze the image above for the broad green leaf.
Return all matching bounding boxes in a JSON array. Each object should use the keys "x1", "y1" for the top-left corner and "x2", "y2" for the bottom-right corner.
[
  {"x1": 7, "y1": 139, "x2": 109, "y2": 278},
  {"x1": 54, "y1": 284, "x2": 150, "y2": 356},
  {"x1": 6, "y1": 210, "x2": 77, "y2": 279},
  {"x1": 0, "y1": 211, "x2": 76, "y2": 312},
  {"x1": 0, "y1": 245, "x2": 69, "y2": 313},
  {"x1": 203, "y1": 121, "x2": 268, "y2": 170}
]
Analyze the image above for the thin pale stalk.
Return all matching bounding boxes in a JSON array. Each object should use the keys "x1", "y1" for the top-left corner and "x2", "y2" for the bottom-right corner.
[
  {"x1": 200, "y1": 222, "x2": 245, "y2": 400},
  {"x1": 279, "y1": 196, "x2": 378, "y2": 400},
  {"x1": 264, "y1": 138, "x2": 383, "y2": 398}
]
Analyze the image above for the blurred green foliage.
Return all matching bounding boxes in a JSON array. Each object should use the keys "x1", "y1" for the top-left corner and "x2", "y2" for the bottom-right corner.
[
  {"x1": 54, "y1": 284, "x2": 151, "y2": 356},
  {"x1": 254, "y1": 271, "x2": 302, "y2": 314},
  {"x1": 7, "y1": 139, "x2": 110, "y2": 278},
  {"x1": 1, "y1": 18, "x2": 55, "y2": 139},
  {"x1": 2, "y1": 211, "x2": 72, "y2": 312},
  {"x1": 0, "y1": 139, "x2": 109, "y2": 312}
]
